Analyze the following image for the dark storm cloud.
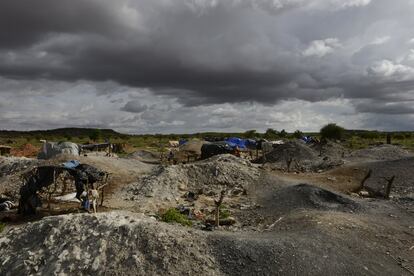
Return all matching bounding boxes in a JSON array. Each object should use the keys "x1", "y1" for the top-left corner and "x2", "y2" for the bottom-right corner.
[
  {"x1": 0, "y1": 0, "x2": 125, "y2": 49},
  {"x1": 1, "y1": 0, "x2": 414, "y2": 131},
  {"x1": 121, "y1": 100, "x2": 148, "y2": 113},
  {"x1": 355, "y1": 99, "x2": 414, "y2": 115}
]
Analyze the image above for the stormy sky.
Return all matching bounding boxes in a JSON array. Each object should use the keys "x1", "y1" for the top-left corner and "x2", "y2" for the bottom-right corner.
[{"x1": 1, "y1": 0, "x2": 414, "y2": 133}]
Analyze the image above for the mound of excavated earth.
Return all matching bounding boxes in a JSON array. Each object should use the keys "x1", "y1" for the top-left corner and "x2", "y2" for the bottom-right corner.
[
  {"x1": 0, "y1": 211, "x2": 217, "y2": 276},
  {"x1": 349, "y1": 144, "x2": 412, "y2": 161},
  {"x1": 358, "y1": 157, "x2": 414, "y2": 197},
  {"x1": 259, "y1": 184, "x2": 361, "y2": 217},
  {"x1": 311, "y1": 140, "x2": 349, "y2": 160},
  {"x1": 124, "y1": 154, "x2": 260, "y2": 204},
  {"x1": 1, "y1": 210, "x2": 411, "y2": 275},
  {"x1": 258, "y1": 141, "x2": 344, "y2": 172},
  {"x1": 263, "y1": 140, "x2": 318, "y2": 163},
  {"x1": 0, "y1": 157, "x2": 40, "y2": 199}
]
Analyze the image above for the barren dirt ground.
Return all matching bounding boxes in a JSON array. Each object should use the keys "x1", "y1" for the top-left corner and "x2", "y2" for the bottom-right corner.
[{"x1": 1, "y1": 148, "x2": 414, "y2": 275}]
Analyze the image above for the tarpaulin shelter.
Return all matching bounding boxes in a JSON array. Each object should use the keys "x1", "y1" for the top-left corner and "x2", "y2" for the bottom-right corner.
[
  {"x1": 38, "y1": 141, "x2": 80, "y2": 159},
  {"x1": 18, "y1": 163, "x2": 106, "y2": 215},
  {"x1": 245, "y1": 139, "x2": 258, "y2": 150},
  {"x1": 201, "y1": 142, "x2": 233, "y2": 160},
  {"x1": 224, "y1": 137, "x2": 247, "y2": 149},
  {"x1": 178, "y1": 139, "x2": 208, "y2": 156},
  {"x1": 81, "y1": 143, "x2": 110, "y2": 152}
]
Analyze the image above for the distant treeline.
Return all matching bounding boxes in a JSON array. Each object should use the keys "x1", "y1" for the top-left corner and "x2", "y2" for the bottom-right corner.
[{"x1": 0, "y1": 127, "x2": 412, "y2": 142}]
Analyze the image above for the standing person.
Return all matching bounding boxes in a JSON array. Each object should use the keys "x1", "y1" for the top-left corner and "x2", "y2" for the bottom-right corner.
[
  {"x1": 168, "y1": 150, "x2": 174, "y2": 163},
  {"x1": 106, "y1": 143, "x2": 113, "y2": 157},
  {"x1": 80, "y1": 191, "x2": 90, "y2": 212},
  {"x1": 233, "y1": 146, "x2": 241, "y2": 157}
]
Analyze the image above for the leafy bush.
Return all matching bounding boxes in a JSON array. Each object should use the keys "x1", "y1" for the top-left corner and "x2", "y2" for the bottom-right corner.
[
  {"x1": 161, "y1": 208, "x2": 192, "y2": 226},
  {"x1": 0, "y1": 223, "x2": 5, "y2": 233},
  {"x1": 320, "y1": 123, "x2": 345, "y2": 140},
  {"x1": 244, "y1": 130, "x2": 257, "y2": 139},
  {"x1": 219, "y1": 207, "x2": 231, "y2": 219},
  {"x1": 264, "y1": 128, "x2": 278, "y2": 139},
  {"x1": 293, "y1": 130, "x2": 304, "y2": 139},
  {"x1": 88, "y1": 129, "x2": 102, "y2": 142},
  {"x1": 359, "y1": 131, "x2": 380, "y2": 139},
  {"x1": 278, "y1": 129, "x2": 287, "y2": 138},
  {"x1": 393, "y1": 134, "x2": 405, "y2": 140}
]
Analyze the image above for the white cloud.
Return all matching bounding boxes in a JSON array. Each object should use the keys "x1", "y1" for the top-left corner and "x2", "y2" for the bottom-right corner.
[
  {"x1": 368, "y1": 60, "x2": 414, "y2": 81},
  {"x1": 370, "y1": 36, "x2": 390, "y2": 45},
  {"x1": 406, "y1": 49, "x2": 414, "y2": 61},
  {"x1": 302, "y1": 38, "x2": 341, "y2": 57},
  {"x1": 333, "y1": 0, "x2": 371, "y2": 9}
]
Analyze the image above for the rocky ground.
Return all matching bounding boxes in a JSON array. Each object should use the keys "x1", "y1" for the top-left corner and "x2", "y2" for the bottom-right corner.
[
  {"x1": 0, "y1": 156, "x2": 41, "y2": 200},
  {"x1": 0, "y1": 143, "x2": 414, "y2": 275},
  {"x1": 1, "y1": 201, "x2": 413, "y2": 275},
  {"x1": 122, "y1": 154, "x2": 260, "y2": 213}
]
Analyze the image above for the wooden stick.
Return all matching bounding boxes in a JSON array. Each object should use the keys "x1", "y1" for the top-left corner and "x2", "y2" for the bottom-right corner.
[
  {"x1": 214, "y1": 190, "x2": 226, "y2": 227},
  {"x1": 100, "y1": 185, "x2": 104, "y2": 207},
  {"x1": 359, "y1": 169, "x2": 372, "y2": 192},
  {"x1": 384, "y1": 176, "x2": 395, "y2": 199}
]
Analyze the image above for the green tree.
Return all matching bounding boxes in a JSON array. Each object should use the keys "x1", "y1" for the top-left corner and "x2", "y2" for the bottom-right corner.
[
  {"x1": 264, "y1": 128, "x2": 278, "y2": 139},
  {"x1": 89, "y1": 129, "x2": 101, "y2": 142},
  {"x1": 293, "y1": 130, "x2": 304, "y2": 139},
  {"x1": 244, "y1": 130, "x2": 257, "y2": 139},
  {"x1": 320, "y1": 123, "x2": 345, "y2": 141},
  {"x1": 279, "y1": 129, "x2": 287, "y2": 138}
]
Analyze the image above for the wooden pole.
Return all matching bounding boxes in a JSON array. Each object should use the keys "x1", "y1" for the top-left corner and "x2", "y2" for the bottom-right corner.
[
  {"x1": 48, "y1": 168, "x2": 56, "y2": 212},
  {"x1": 214, "y1": 190, "x2": 226, "y2": 227},
  {"x1": 359, "y1": 169, "x2": 372, "y2": 192},
  {"x1": 101, "y1": 186, "x2": 105, "y2": 207},
  {"x1": 384, "y1": 176, "x2": 395, "y2": 199}
]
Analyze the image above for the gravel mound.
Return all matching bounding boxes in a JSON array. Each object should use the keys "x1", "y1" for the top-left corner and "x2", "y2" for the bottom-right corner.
[
  {"x1": 0, "y1": 157, "x2": 40, "y2": 199},
  {"x1": 349, "y1": 144, "x2": 412, "y2": 161},
  {"x1": 257, "y1": 141, "x2": 344, "y2": 172},
  {"x1": 0, "y1": 156, "x2": 39, "y2": 177},
  {"x1": 0, "y1": 210, "x2": 405, "y2": 276},
  {"x1": 360, "y1": 157, "x2": 414, "y2": 197},
  {"x1": 263, "y1": 140, "x2": 318, "y2": 163},
  {"x1": 125, "y1": 154, "x2": 260, "y2": 202},
  {"x1": 261, "y1": 184, "x2": 361, "y2": 215},
  {"x1": 0, "y1": 211, "x2": 217, "y2": 276},
  {"x1": 311, "y1": 140, "x2": 348, "y2": 159}
]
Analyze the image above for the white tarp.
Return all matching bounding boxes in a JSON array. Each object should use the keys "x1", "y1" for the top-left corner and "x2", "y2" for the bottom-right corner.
[
  {"x1": 38, "y1": 141, "x2": 80, "y2": 159},
  {"x1": 262, "y1": 140, "x2": 285, "y2": 153}
]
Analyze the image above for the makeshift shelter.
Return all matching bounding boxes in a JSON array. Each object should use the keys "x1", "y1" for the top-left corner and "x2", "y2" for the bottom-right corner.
[
  {"x1": 245, "y1": 139, "x2": 258, "y2": 150},
  {"x1": 201, "y1": 142, "x2": 233, "y2": 160},
  {"x1": 81, "y1": 143, "x2": 111, "y2": 152},
  {"x1": 179, "y1": 140, "x2": 207, "y2": 155},
  {"x1": 225, "y1": 137, "x2": 247, "y2": 149},
  {"x1": 38, "y1": 141, "x2": 80, "y2": 159},
  {"x1": 18, "y1": 162, "x2": 106, "y2": 215},
  {"x1": 262, "y1": 140, "x2": 285, "y2": 153},
  {"x1": 168, "y1": 141, "x2": 179, "y2": 147},
  {"x1": 172, "y1": 140, "x2": 209, "y2": 162}
]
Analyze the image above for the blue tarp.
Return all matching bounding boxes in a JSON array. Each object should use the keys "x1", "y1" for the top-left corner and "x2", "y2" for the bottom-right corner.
[
  {"x1": 301, "y1": 136, "x2": 313, "y2": 144},
  {"x1": 224, "y1": 137, "x2": 247, "y2": 149},
  {"x1": 179, "y1": 139, "x2": 188, "y2": 146},
  {"x1": 245, "y1": 139, "x2": 257, "y2": 149},
  {"x1": 62, "y1": 160, "x2": 80, "y2": 169}
]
